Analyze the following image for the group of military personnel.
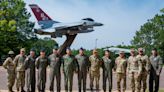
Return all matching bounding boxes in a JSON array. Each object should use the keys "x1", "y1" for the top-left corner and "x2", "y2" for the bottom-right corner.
[{"x1": 2, "y1": 46, "x2": 163, "y2": 92}]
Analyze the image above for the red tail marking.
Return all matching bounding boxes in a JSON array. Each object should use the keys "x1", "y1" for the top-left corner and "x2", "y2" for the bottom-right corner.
[{"x1": 29, "y1": 4, "x2": 52, "y2": 21}]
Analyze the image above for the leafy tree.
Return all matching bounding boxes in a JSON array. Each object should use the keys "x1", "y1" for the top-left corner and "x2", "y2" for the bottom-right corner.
[
  {"x1": 0, "y1": 0, "x2": 36, "y2": 55},
  {"x1": 131, "y1": 8, "x2": 164, "y2": 56}
]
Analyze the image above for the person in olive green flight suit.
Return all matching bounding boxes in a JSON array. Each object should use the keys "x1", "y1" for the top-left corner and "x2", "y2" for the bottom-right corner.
[
  {"x1": 24, "y1": 49, "x2": 36, "y2": 92},
  {"x1": 102, "y1": 50, "x2": 114, "y2": 92},
  {"x1": 48, "y1": 45, "x2": 62, "y2": 92},
  {"x1": 114, "y1": 51, "x2": 127, "y2": 92},
  {"x1": 35, "y1": 49, "x2": 48, "y2": 92},
  {"x1": 3, "y1": 51, "x2": 16, "y2": 92},
  {"x1": 75, "y1": 48, "x2": 89, "y2": 92},
  {"x1": 89, "y1": 49, "x2": 102, "y2": 91},
  {"x1": 62, "y1": 47, "x2": 78, "y2": 92},
  {"x1": 13, "y1": 48, "x2": 26, "y2": 92}
]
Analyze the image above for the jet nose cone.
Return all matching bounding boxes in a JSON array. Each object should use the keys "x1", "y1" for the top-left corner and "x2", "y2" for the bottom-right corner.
[
  {"x1": 98, "y1": 23, "x2": 103, "y2": 26},
  {"x1": 94, "y1": 22, "x2": 103, "y2": 26}
]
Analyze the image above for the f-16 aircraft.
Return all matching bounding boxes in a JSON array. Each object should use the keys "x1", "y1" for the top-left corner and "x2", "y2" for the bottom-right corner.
[
  {"x1": 29, "y1": 4, "x2": 103, "y2": 38},
  {"x1": 108, "y1": 47, "x2": 131, "y2": 54}
]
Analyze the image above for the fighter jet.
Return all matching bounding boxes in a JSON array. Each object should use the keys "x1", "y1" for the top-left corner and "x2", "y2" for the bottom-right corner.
[
  {"x1": 29, "y1": 4, "x2": 103, "y2": 38},
  {"x1": 108, "y1": 47, "x2": 131, "y2": 54}
]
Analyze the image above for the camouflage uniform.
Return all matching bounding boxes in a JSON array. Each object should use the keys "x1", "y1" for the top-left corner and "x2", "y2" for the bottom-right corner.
[
  {"x1": 13, "y1": 54, "x2": 26, "y2": 91},
  {"x1": 115, "y1": 57, "x2": 127, "y2": 92},
  {"x1": 62, "y1": 54, "x2": 78, "y2": 92},
  {"x1": 3, "y1": 57, "x2": 15, "y2": 92},
  {"x1": 75, "y1": 54, "x2": 89, "y2": 92},
  {"x1": 102, "y1": 56, "x2": 114, "y2": 92},
  {"x1": 35, "y1": 56, "x2": 48, "y2": 92},
  {"x1": 24, "y1": 55, "x2": 36, "y2": 92},
  {"x1": 89, "y1": 55, "x2": 102, "y2": 90},
  {"x1": 136, "y1": 54, "x2": 150, "y2": 92},
  {"x1": 48, "y1": 53, "x2": 61, "y2": 92},
  {"x1": 128, "y1": 56, "x2": 140, "y2": 92}
]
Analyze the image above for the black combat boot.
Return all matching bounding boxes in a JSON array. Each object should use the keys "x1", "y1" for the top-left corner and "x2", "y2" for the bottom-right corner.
[
  {"x1": 16, "y1": 87, "x2": 19, "y2": 92},
  {"x1": 21, "y1": 87, "x2": 25, "y2": 92},
  {"x1": 8, "y1": 86, "x2": 14, "y2": 92}
]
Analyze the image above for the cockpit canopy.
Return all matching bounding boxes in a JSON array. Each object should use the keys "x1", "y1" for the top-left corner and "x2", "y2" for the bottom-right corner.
[{"x1": 82, "y1": 18, "x2": 94, "y2": 22}]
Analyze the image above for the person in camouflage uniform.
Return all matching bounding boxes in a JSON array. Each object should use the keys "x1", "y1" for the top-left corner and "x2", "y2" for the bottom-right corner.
[
  {"x1": 24, "y1": 49, "x2": 36, "y2": 92},
  {"x1": 127, "y1": 49, "x2": 140, "y2": 92},
  {"x1": 48, "y1": 45, "x2": 62, "y2": 92},
  {"x1": 89, "y1": 49, "x2": 102, "y2": 90},
  {"x1": 62, "y1": 47, "x2": 78, "y2": 92},
  {"x1": 75, "y1": 48, "x2": 89, "y2": 92},
  {"x1": 114, "y1": 51, "x2": 127, "y2": 92},
  {"x1": 149, "y1": 48, "x2": 163, "y2": 92},
  {"x1": 3, "y1": 51, "x2": 16, "y2": 92},
  {"x1": 35, "y1": 49, "x2": 48, "y2": 92},
  {"x1": 102, "y1": 50, "x2": 114, "y2": 92},
  {"x1": 136, "y1": 48, "x2": 150, "y2": 92},
  {"x1": 13, "y1": 48, "x2": 26, "y2": 92}
]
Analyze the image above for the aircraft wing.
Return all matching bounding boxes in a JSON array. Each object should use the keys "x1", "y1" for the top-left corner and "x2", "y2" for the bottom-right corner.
[{"x1": 54, "y1": 22, "x2": 85, "y2": 30}]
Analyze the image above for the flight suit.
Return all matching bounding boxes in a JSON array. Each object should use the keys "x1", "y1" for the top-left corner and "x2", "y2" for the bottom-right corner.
[
  {"x1": 35, "y1": 56, "x2": 48, "y2": 92},
  {"x1": 13, "y1": 54, "x2": 26, "y2": 91},
  {"x1": 89, "y1": 55, "x2": 102, "y2": 90},
  {"x1": 115, "y1": 57, "x2": 127, "y2": 92},
  {"x1": 48, "y1": 54, "x2": 62, "y2": 92},
  {"x1": 128, "y1": 56, "x2": 140, "y2": 92},
  {"x1": 24, "y1": 55, "x2": 36, "y2": 92},
  {"x1": 75, "y1": 54, "x2": 89, "y2": 92},
  {"x1": 3, "y1": 57, "x2": 16, "y2": 92},
  {"x1": 62, "y1": 54, "x2": 78, "y2": 92},
  {"x1": 136, "y1": 55, "x2": 150, "y2": 92},
  {"x1": 149, "y1": 55, "x2": 163, "y2": 92},
  {"x1": 102, "y1": 56, "x2": 114, "y2": 92}
]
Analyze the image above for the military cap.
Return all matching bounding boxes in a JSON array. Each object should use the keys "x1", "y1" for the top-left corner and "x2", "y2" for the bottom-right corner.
[
  {"x1": 53, "y1": 45, "x2": 59, "y2": 50},
  {"x1": 40, "y1": 48, "x2": 46, "y2": 52},
  {"x1": 138, "y1": 48, "x2": 144, "y2": 52},
  {"x1": 79, "y1": 47, "x2": 84, "y2": 51},
  {"x1": 152, "y1": 48, "x2": 157, "y2": 51},
  {"x1": 66, "y1": 47, "x2": 71, "y2": 50},
  {"x1": 93, "y1": 49, "x2": 98, "y2": 53},
  {"x1": 30, "y1": 48, "x2": 35, "y2": 52},
  {"x1": 130, "y1": 48, "x2": 136, "y2": 52},
  {"x1": 20, "y1": 48, "x2": 25, "y2": 52},
  {"x1": 105, "y1": 49, "x2": 110, "y2": 52},
  {"x1": 8, "y1": 51, "x2": 14, "y2": 55},
  {"x1": 119, "y1": 51, "x2": 124, "y2": 54}
]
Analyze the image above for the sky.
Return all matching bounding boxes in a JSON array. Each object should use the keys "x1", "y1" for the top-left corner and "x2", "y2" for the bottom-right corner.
[{"x1": 24, "y1": 0, "x2": 164, "y2": 49}]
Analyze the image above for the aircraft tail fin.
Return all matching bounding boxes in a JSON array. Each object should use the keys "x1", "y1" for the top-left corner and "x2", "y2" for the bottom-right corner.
[{"x1": 29, "y1": 4, "x2": 59, "y2": 29}]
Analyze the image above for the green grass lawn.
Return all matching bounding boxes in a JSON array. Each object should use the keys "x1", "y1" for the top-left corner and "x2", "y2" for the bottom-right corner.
[
  {"x1": 147, "y1": 89, "x2": 164, "y2": 92},
  {"x1": 159, "y1": 89, "x2": 164, "y2": 92}
]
